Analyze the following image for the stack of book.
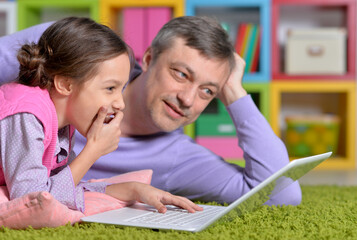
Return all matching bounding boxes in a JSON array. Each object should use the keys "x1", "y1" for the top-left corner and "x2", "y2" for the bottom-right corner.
[{"x1": 235, "y1": 23, "x2": 261, "y2": 73}]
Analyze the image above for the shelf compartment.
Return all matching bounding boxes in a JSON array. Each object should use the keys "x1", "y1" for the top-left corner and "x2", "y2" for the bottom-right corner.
[
  {"x1": 270, "y1": 81, "x2": 356, "y2": 169},
  {"x1": 17, "y1": 0, "x2": 99, "y2": 30},
  {"x1": 0, "y1": 1, "x2": 16, "y2": 36},
  {"x1": 185, "y1": 0, "x2": 271, "y2": 82},
  {"x1": 271, "y1": 0, "x2": 356, "y2": 80},
  {"x1": 100, "y1": 0, "x2": 184, "y2": 63}
]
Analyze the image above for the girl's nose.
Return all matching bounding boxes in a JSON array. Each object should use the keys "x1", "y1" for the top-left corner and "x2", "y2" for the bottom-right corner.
[{"x1": 113, "y1": 96, "x2": 125, "y2": 111}]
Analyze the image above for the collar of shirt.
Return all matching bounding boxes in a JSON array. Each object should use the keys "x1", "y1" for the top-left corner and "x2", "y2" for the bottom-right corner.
[{"x1": 55, "y1": 126, "x2": 70, "y2": 163}]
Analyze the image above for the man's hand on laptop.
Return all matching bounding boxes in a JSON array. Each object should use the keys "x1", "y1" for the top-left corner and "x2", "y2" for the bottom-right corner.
[{"x1": 105, "y1": 182, "x2": 203, "y2": 213}]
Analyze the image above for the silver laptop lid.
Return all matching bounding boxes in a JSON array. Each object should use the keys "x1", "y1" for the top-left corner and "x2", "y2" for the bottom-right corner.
[{"x1": 213, "y1": 152, "x2": 332, "y2": 226}]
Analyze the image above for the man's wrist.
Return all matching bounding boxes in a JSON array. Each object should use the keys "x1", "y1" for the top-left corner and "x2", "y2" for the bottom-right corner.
[{"x1": 220, "y1": 87, "x2": 247, "y2": 106}]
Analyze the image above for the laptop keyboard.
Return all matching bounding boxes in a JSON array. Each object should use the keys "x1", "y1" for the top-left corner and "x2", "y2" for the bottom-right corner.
[{"x1": 126, "y1": 206, "x2": 224, "y2": 226}]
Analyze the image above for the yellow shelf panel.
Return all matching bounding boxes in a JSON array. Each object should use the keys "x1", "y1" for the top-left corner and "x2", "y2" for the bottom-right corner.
[
  {"x1": 100, "y1": 0, "x2": 184, "y2": 27},
  {"x1": 271, "y1": 81, "x2": 356, "y2": 169}
]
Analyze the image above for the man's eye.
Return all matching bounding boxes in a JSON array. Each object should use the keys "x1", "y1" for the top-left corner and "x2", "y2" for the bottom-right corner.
[
  {"x1": 203, "y1": 88, "x2": 213, "y2": 96},
  {"x1": 176, "y1": 70, "x2": 187, "y2": 79}
]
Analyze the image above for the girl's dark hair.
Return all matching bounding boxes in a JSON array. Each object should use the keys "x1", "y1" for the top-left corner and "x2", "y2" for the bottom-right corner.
[
  {"x1": 151, "y1": 16, "x2": 236, "y2": 73},
  {"x1": 17, "y1": 17, "x2": 134, "y2": 90}
]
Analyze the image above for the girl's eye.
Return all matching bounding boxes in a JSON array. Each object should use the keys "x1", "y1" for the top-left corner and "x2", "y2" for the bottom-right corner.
[{"x1": 107, "y1": 86, "x2": 115, "y2": 92}]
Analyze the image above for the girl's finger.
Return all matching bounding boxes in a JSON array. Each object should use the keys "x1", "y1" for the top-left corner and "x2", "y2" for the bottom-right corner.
[
  {"x1": 150, "y1": 199, "x2": 167, "y2": 213},
  {"x1": 107, "y1": 111, "x2": 123, "y2": 126},
  {"x1": 161, "y1": 194, "x2": 202, "y2": 213},
  {"x1": 176, "y1": 196, "x2": 203, "y2": 212},
  {"x1": 92, "y1": 106, "x2": 108, "y2": 128}
]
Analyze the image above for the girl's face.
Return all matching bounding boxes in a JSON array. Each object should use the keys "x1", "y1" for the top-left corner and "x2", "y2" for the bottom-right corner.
[{"x1": 66, "y1": 54, "x2": 131, "y2": 137}]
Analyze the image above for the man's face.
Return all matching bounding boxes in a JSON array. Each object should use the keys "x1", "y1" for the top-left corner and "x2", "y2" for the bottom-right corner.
[{"x1": 141, "y1": 38, "x2": 231, "y2": 133}]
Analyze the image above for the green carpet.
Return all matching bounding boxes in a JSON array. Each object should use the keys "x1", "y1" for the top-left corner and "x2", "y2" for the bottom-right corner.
[{"x1": 1, "y1": 186, "x2": 356, "y2": 240}]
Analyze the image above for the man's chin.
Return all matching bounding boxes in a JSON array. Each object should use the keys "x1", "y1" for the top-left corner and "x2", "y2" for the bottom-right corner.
[
  {"x1": 153, "y1": 120, "x2": 183, "y2": 133},
  {"x1": 150, "y1": 111, "x2": 187, "y2": 132}
]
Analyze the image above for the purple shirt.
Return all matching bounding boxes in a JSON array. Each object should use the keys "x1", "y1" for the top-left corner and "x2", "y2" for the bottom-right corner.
[
  {"x1": 0, "y1": 113, "x2": 108, "y2": 212},
  {"x1": 78, "y1": 95, "x2": 301, "y2": 205},
  {"x1": 0, "y1": 22, "x2": 302, "y2": 206}
]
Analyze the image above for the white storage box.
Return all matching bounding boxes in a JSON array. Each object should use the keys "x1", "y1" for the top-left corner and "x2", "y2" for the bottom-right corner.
[{"x1": 285, "y1": 28, "x2": 346, "y2": 75}]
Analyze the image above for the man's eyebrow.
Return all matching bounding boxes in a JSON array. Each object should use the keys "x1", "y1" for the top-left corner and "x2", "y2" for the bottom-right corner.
[
  {"x1": 204, "y1": 81, "x2": 220, "y2": 89},
  {"x1": 171, "y1": 62, "x2": 195, "y2": 77},
  {"x1": 171, "y1": 62, "x2": 220, "y2": 90}
]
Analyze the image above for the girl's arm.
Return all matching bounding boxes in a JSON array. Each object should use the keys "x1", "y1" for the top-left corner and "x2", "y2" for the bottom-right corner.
[
  {"x1": 0, "y1": 113, "x2": 96, "y2": 211},
  {"x1": 105, "y1": 182, "x2": 203, "y2": 213},
  {"x1": 69, "y1": 106, "x2": 122, "y2": 185},
  {"x1": 1, "y1": 112, "x2": 201, "y2": 213}
]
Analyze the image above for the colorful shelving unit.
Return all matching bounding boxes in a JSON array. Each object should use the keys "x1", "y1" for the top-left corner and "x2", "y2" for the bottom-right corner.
[
  {"x1": 0, "y1": 1, "x2": 16, "y2": 36},
  {"x1": 100, "y1": 0, "x2": 184, "y2": 63},
  {"x1": 17, "y1": 0, "x2": 99, "y2": 30}
]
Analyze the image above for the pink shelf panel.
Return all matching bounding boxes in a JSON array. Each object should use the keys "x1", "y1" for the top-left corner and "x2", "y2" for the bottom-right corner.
[
  {"x1": 271, "y1": 0, "x2": 356, "y2": 80},
  {"x1": 123, "y1": 8, "x2": 146, "y2": 62},
  {"x1": 196, "y1": 137, "x2": 243, "y2": 159}
]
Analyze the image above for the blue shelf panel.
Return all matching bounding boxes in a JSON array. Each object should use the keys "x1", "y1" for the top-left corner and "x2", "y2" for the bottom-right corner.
[{"x1": 185, "y1": 0, "x2": 271, "y2": 82}]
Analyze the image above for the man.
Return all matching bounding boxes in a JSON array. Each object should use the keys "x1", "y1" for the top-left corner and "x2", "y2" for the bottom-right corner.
[{"x1": 0, "y1": 16, "x2": 301, "y2": 205}]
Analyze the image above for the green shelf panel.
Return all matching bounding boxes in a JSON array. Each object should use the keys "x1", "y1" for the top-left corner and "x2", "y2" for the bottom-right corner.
[
  {"x1": 17, "y1": 0, "x2": 99, "y2": 30},
  {"x1": 193, "y1": 82, "x2": 270, "y2": 137}
]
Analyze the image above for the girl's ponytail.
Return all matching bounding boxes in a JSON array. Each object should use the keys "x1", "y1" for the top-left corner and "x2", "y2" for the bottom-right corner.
[{"x1": 17, "y1": 43, "x2": 51, "y2": 89}]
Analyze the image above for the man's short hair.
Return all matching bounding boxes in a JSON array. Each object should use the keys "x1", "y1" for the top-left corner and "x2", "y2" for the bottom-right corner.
[{"x1": 151, "y1": 16, "x2": 236, "y2": 73}]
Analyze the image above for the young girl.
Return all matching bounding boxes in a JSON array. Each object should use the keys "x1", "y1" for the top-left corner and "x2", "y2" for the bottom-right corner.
[{"x1": 0, "y1": 17, "x2": 201, "y2": 214}]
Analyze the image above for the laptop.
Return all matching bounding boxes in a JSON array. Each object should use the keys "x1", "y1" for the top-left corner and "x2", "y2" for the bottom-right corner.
[{"x1": 81, "y1": 152, "x2": 332, "y2": 232}]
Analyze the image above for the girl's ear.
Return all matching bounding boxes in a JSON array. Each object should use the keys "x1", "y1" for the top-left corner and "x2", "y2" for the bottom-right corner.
[
  {"x1": 142, "y1": 47, "x2": 153, "y2": 72},
  {"x1": 53, "y1": 75, "x2": 73, "y2": 96}
]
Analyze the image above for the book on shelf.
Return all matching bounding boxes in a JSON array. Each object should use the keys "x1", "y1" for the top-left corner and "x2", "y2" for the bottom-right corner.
[
  {"x1": 234, "y1": 23, "x2": 247, "y2": 57},
  {"x1": 234, "y1": 23, "x2": 261, "y2": 73},
  {"x1": 250, "y1": 26, "x2": 261, "y2": 72},
  {"x1": 245, "y1": 24, "x2": 258, "y2": 72}
]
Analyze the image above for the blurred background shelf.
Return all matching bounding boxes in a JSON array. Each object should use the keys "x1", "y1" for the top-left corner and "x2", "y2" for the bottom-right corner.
[
  {"x1": 0, "y1": 1, "x2": 16, "y2": 36},
  {"x1": 17, "y1": 0, "x2": 99, "y2": 30},
  {"x1": 100, "y1": 0, "x2": 183, "y2": 63},
  {"x1": 271, "y1": 81, "x2": 356, "y2": 169},
  {"x1": 186, "y1": 0, "x2": 271, "y2": 82},
  {"x1": 271, "y1": 0, "x2": 356, "y2": 80}
]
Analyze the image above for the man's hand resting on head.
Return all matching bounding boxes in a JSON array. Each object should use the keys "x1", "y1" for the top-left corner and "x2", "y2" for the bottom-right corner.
[{"x1": 217, "y1": 53, "x2": 247, "y2": 106}]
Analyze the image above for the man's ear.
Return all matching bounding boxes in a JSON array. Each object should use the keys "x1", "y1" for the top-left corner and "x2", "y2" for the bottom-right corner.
[
  {"x1": 142, "y1": 47, "x2": 153, "y2": 72},
  {"x1": 53, "y1": 75, "x2": 73, "y2": 96}
]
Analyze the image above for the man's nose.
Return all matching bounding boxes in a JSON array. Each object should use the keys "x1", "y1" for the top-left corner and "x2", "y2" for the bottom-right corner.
[{"x1": 177, "y1": 87, "x2": 196, "y2": 108}]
